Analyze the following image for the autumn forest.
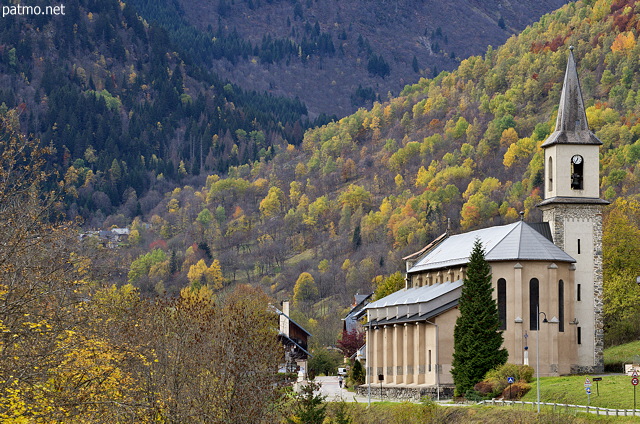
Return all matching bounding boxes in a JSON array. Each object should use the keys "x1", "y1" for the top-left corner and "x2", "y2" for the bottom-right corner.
[{"x1": 2, "y1": 0, "x2": 640, "y2": 421}]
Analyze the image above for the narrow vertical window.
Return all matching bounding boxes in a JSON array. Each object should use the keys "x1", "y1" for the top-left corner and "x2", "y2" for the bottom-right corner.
[
  {"x1": 498, "y1": 278, "x2": 507, "y2": 330},
  {"x1": 577, "y1": 284, "x2": 581, "y2": 301},
  {"x1": 548, "y1": 156, "x2": 553, "y2": 192},
  {"x1": 428, "y1": 350, "x2": 432, "y2": 372},
  {"x1": 577, "y1": 326, "x2": 582, "y2": 345},
  {"x1": 571, "y1": 155, "x2": 584, "y2": 190},
  {"x1": 578, "y1": 239, "x2": 581, "y2": 254},
  {"x1": 529, "y1": 278, "x2": 539, "y2": 331},
  {"x1": 558, "y1": 280, "x2": 565, "y2": 332}
]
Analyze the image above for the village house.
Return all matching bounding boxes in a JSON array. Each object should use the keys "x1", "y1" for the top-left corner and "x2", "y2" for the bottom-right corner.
[{"x1": 361, "y1": 47, "x2": 608, "y2": 399}]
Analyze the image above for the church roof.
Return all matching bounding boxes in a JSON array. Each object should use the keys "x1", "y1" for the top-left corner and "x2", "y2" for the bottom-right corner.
[
  {"x1": 365, "y1": 280, "x2": 463, "y2": 323},
  {"x1": 407, "y1": 220, "x2": 575, "y2": 274},
  {"x1": 541, "y1": 47, "x2": 601, "y2": 148}
]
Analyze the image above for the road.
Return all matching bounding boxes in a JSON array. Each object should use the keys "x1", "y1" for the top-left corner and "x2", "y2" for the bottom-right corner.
[{"x1": 313, "y1": 376, "x2": 388, "y2": 404}]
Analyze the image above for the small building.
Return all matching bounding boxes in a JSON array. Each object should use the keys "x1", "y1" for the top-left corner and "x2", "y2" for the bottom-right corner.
[
  {"x1": 343, "y1": 293, "x2": 373, "y2": 333},
  {"x1": 273, "y1": 301, "x2": 311, "y2": 375}
]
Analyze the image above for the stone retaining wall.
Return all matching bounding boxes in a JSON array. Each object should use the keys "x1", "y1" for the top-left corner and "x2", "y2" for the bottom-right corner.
[{"x1": 354, "y1": 385, "x2": 455, "y2": 401}]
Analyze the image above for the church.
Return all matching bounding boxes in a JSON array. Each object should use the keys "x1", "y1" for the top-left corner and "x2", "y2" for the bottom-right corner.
[{"x1": 362, "y1": 48, "x2": 608, "y2": 397}]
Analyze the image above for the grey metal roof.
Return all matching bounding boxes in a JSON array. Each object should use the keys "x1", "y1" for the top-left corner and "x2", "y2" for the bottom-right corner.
[
  {"x1": 541, "y1": 47, "x2": 601, "y2": 148},
  {"x1": 407, "y1": 221, "x2": 575, "y2": 274},
  {"x1": 369, "y1": 299, "x2": 460, "y2": 326},
  {"x1": 366, "y1": 280, "x2": 463, "y2": 310}
]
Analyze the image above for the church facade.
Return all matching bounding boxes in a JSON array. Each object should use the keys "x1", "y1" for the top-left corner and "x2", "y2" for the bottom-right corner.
[{"x1": 363, "y1": 48, "x2": 608, "y2": 394}]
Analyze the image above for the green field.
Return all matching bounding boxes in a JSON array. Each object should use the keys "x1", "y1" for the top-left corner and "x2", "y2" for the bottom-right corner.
[
  {"x1": 604, "y1": 341, "x2": 640, "y2": 370},
  {"x1": 520, "y1": 374, "x2": 640, "y2": 410}
]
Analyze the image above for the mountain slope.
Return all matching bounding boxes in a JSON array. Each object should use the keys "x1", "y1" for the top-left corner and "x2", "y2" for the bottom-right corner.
[
  {"x1": 0, "y1": 0, "x2": 326, "y2": 224},
  {"x1": 120, "y1": 0, "x2": 640, "y2": 314},
  {"x1": 129, "y1": 0, "x2": 569, "y2": 117}
]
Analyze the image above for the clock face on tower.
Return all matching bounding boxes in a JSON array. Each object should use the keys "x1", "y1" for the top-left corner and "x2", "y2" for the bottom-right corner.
[{"x1": 572, "y1": 155, "x2": 583, "y2": 165}]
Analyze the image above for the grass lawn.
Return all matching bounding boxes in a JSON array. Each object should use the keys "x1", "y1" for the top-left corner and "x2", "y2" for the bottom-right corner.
[
  {"x1": 520, "y1": 374, "x2": 640, "y2": 410},
  {"x1": 604, "y1": 341, "x2": 640, "y2": 369}
]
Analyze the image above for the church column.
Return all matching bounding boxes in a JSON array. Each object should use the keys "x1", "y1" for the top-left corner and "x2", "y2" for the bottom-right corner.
[
  {"x1": 393, "y1": 324, "x2": 403, "y2": 384},
  {"x1": 383, "y1": 326, "x2": 390, "y2": 385},
  {"x1": 514, "y1": 263, "x2": 523, "y2": 365},
  {"x1": 403, "y1": 323, "x2": 413, "y2": 384},
  {"x1": 548, "y1": 263, "x2": 559, "y2": 374},
  {"x1": 365, "y1": 325, "x2": 371, "y2": 384},
  {"x1": 414, "y1": 322, "x2": 424, "y2": 384}
]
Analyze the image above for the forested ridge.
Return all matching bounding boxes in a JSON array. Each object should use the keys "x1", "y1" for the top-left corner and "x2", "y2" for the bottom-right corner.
[
  {"x1": 0, "y1": 0, "x2": 329, "y2": 226},
  {"x1": 127, "y1": 0, "x2": 569, "y2": 117},
  {"x1": 119, "y1": 0, "x2": 640, "y2": 346}
]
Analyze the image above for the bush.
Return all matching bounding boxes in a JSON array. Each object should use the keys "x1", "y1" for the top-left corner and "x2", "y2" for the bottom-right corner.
[
  {"x1": 485, "y1": 363, "x2": 534, "y2": 383},
  {"x1": 472, "y1": 363, "x2": 535, "y2": 398},
  {"x1": 501, "y1": 381, "x2": 531, "y2": 400},
  {"x1": 348, "y1": 359, "x2": 365, "y2": 387},
  {"x1": 473, "y1": 380, "x2": 494, "y2": 396}
]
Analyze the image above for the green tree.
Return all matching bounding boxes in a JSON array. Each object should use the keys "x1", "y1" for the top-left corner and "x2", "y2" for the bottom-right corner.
[
  {"x1": 451, "y1": 239, "x2": 508, "y2": 396},
  {"x1": 286, "y1": 380, "x2": 326, "y2": 424},
  {"x1": 293, "y1": 272, "x2": 319, "y2": 306},
  {"x1": 349, "y1": 359, "x2": 365, "y2": 386},
  {"x1": 374, "y1": 272, "x2": 405, "y2": 300}
]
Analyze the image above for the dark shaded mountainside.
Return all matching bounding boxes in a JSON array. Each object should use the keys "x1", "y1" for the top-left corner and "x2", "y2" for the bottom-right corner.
[
  {"x1": 116, "y1": 0, "x2": 640, "y2": 343},
  {"x1": 129, "y1": 0, "x2": 569, "y2": 117},
  {"x1": 0, "y1": 0, "x2": 330, "y2": 225}
]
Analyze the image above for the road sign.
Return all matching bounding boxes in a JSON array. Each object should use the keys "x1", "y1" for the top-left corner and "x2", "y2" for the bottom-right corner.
[
  {"x1": 593, "y1": 377, "x2": 602, "y2": 381},
  {"x1": 507, "y1": 377, "x2": 515, "y2": 384},
  {"x1": 584, "y1": 377, "x2": 592, "y2": 387},
  {"x1": 632, "y1": 377, "x2": 639, "y2": 386},
  {"x1": 633, "y1": 370, "x2": 639, "y2": 378},
  {"x1": 586, "y1": 387, "x2": 591, "y2": 395}
]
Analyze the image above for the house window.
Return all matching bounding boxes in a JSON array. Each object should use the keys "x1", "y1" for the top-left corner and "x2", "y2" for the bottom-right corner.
[
  {"x1": 428, "y1": 350, "x2": 432, "y2": 372},
  {"x1": 548, "y1": 156, "x2": 553, "y2": 192},
  {"x1": 577, "y1": 326, "x2": 582, "y2": 344},
  {"x1": 498, "y1": 278, "x2": 507, "y2": 330},
  {"x1": 571, "y1": 155, "x2": 584, "y2": 190},
  {"x1": 577, "y1": 284, "x2": 581, "y2": 301},
  {"x1": 529, "y1": 278, "x2": 539, "y2": 331},
  {"x1": 558, "y1": 280, "x2": 565, "y2": 332}
]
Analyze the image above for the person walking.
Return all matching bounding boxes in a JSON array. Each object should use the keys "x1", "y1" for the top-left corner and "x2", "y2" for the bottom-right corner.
[{"x1": 338, "y1": 375, "x2": 343, "y2": 389}]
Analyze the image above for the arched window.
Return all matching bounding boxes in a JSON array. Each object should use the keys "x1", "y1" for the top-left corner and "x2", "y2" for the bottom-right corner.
[
  {"x1": 529, "y1": 278, "x2": 539, "y2": 331},
  {"x1": 497, "y1": 278, "x2": 507, "y2": 330},
  {"x1": 548, "y1": 156, "x2": 553, "y2": 192},
  {"x1": 558, "y1": 280, "x2": 565, "y2": 332},
  {"x1": 571, "y1": 155, "x2": 584, "y2": 190}
]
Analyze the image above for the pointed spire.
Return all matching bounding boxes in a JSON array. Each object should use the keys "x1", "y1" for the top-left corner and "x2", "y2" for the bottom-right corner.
[{"x1": 541, "y1": 46, "x2": 602, "y2": 147}]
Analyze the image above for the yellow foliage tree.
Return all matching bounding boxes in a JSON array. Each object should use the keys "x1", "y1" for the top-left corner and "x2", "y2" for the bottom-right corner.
[{"x1": 611, "y1": 31, "x2": 636, "y2": 53}]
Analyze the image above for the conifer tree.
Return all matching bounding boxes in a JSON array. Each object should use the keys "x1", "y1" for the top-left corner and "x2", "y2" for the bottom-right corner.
[{"x1": 451, "y1": 239, "x2": 508, "y2": 396}]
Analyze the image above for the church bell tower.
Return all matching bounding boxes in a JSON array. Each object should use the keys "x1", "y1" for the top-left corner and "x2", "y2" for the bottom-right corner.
[{"x1": 538, "y1": 47, "x2": 609, "y2": 373}]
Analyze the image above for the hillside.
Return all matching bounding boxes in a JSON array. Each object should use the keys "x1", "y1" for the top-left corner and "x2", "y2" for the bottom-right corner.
[
  {"x1": 0, "y1": 0, "x2": 332, "y2": 225},
  {"x1": 128, "y1": 0, "x2": 569, "y2": 117},
  {"x1": 113, "y1": 0, "x2": 640, "y2": 345}
]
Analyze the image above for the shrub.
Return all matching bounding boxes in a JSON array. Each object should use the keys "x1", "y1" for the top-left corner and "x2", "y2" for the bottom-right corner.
[
  {"x1": 501, "y1": 381, "x2": 531, "y2": 400},
  {"x1": 472, "y1": 363, "x2": 535, "y2": 398},
  {"x1": 473, "y1": 380, "x2": 494, "y2": 396},
  {"x1": 484, "y1": 363, "x2": 534, "y2": 383}
]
